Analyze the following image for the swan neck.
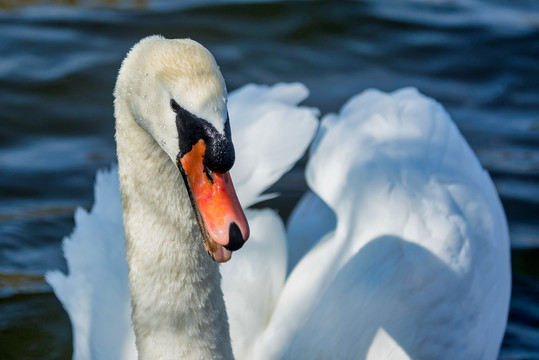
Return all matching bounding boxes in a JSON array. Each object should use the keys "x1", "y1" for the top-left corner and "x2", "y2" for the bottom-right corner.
[{"x1": 115, "y1": 98, "x2": 234, "y2": 360}]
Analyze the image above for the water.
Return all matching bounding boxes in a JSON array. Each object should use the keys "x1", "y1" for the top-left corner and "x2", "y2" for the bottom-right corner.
[{"x1": 0, "y1": 0, "x2": 538, "y2": 359}]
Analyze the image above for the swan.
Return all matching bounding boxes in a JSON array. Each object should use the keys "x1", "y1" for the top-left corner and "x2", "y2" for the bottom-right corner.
[
  {"x1": 47, "y1": 35, "x2": 511, "y2": 360},
  {"x1": 46, "y1": 35, "x2": 319, "y2": 360}
]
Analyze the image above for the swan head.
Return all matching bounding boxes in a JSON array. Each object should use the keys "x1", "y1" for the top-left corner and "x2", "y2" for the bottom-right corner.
[{"x1": 115, "y1": 35, "x2": 249, "y2": 262}]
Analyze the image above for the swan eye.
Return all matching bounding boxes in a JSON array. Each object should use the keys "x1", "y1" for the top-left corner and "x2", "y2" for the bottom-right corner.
[
  {"x1": 170, "y1": 99, "x2": 181, "y2": 113},
  {"x1": 172, "y1": 97, "x2": 235, "y2": 173}
]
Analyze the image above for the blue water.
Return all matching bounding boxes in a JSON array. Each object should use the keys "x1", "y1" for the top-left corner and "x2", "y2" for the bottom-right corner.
[{"x1": 0, "y1": 1, "x2": 538, "y2": 359}]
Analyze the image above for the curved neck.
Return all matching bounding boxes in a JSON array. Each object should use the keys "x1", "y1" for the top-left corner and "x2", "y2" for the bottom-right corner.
[{"x1": 115, "y1": 98, "x2": 234, "y2": 360}]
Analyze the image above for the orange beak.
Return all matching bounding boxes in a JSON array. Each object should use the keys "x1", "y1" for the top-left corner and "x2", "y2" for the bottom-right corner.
[{"x1": 179, "y1": 139, "x2": 250, "y2": 263}]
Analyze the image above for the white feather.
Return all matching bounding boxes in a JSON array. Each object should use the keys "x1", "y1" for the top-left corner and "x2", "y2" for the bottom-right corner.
[
  {"x1": 253, "y1": 87, "x2": 511, "y2": 359},
  {"x1": 47, "y1": 41, "x2": 510, "y2": 358}
]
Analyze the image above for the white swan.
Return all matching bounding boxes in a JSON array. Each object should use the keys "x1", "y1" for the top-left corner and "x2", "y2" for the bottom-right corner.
[
  {"x1": 47, "y1": 36, "x2": 511, "y2": 360},
  {"x1": 46, "y1": 35, "x2": 319, "y2": 360}
]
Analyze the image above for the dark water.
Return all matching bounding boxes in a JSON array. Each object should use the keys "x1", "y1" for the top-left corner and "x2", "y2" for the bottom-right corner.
[{"x1": 0, "y1": 1, "x2": 538, "y2": 359}]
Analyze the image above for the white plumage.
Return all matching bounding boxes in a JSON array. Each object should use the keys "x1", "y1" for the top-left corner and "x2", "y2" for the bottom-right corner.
[
  {"x1": 248, "y1": 87, "x2": 511, "y2": 359},
  {"x1": 47, "y1": 40, "x2": 510, "y2": 359}
]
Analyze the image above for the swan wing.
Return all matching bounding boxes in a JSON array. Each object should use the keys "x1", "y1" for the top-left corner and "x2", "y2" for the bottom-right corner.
[
  {"x1": 46, "y1": 167, "x2": 137, "y2": 360},
  {"x1": 257, "y1": 88, "x2": 511, "y2": 359},
  {"x1": 221, "y1": 208, "x2": 287, "y2": 360},
  {"x1": 285, "y1": 190, "x2": 336, "y2": 274},
  {"x1": 229, "y1": 83, "x2": 319, "y2": 208}
]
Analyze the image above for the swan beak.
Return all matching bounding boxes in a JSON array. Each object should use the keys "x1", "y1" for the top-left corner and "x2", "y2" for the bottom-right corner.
[{"x1": 178, "y1": 139, "x2": 250, "y2": 263}]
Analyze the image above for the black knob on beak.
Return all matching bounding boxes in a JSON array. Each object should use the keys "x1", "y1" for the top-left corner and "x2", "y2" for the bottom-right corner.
[{"x1": 224, "y1": 222, "x2": 244, "y2": 251}]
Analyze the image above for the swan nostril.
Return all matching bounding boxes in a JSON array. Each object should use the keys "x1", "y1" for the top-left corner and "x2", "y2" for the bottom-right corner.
[
  {"x1": 224, "y1": 222, "x2": 244, "y2": 251},
  {"x1": 203, "y1": 164, "x2": 214, "y2": 184}
]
